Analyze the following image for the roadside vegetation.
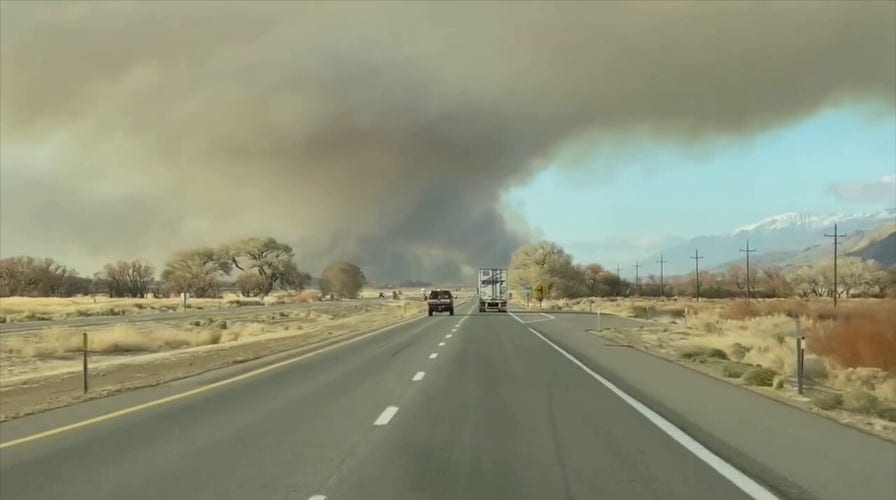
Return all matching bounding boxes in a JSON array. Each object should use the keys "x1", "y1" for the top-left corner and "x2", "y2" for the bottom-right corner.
[
  {"x1": 508, "y1": 240, "x2": 896, "y2": 436},
  {"x1": 0, "y1": 236, "x2": 377, "y2": 323}
]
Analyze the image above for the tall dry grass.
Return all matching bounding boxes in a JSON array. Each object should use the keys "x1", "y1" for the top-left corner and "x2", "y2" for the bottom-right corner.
[
  {"x1": 1, "y1": 325, "x2": 229, "y2": 358},
  {"x1": 540, "y1": 296, "x2": 896, "y2": 409},
  {"x1": 808, "y1": 301, "x2": 895, "y2": 375}
]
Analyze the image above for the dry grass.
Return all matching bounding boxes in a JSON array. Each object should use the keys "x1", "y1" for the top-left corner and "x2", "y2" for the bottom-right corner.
[
  {"x1": 0, "y1": 286, "x2": 464, "y2": 323},
  {"x1": 808, "y1": 301, "x2": 895, "y2": 375},
  {"x1": 0, "y1": 300, "x2": 425, "y2": 383},
  {"x1": 0, "y1": 294, "x2": 251, "y2": 322},
  {"x1": 524, "y1": 296, "x2": 896, "y2": 407},
  {"x1": 1, "y1": 324, "x2": 230, "y2": 358}
]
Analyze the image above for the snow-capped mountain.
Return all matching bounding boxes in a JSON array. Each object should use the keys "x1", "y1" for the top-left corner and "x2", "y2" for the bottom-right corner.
[
  {"x1": 645, "y1": 209, "x2": 895, "y2": 276},
  {"x1": 731, "y1": 211, "x2": 894, "y2": 235}
]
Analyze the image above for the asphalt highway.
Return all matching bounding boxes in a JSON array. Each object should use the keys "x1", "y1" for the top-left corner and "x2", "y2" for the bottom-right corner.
[{"x1": 1, "y1": 304, "x2": 893, "y2": 500}]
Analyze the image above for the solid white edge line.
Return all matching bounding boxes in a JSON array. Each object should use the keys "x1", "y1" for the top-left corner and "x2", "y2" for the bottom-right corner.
[
  {"x1": 373, "y1": 405, "x2": 399, "y2": 426},
  {"x1": 429, "y1": 353, "x2": 438, "y2": 359},
  {"x1": 527, "y1": 326, "x2": 780, "y2": 500},
  {"x1": 412, "y1": 371, "x2": 425, "y2": 381}
]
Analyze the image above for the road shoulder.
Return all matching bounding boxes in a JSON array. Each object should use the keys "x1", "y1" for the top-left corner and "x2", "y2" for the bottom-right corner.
[{"x1": 531, "y1": 316, "x2": 896, "y2": 500}]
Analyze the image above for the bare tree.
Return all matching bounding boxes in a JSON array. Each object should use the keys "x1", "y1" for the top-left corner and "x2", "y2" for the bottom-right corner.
[
  {"x1": 509, "y1": 241, "x2": 579, "y2": 298},
  {"x1": 161, "y1": 247, "x2": 233, "y2": 298},
  {"x1": 100, "y1": 260, "x2": 156, "y2": 297},
  {"x1": 221, "y1": 237, "x2": 304, "y2": 297},
  {"x1": 0, "y1": 256, "x2": 90, "y2": 297},
  {"x1": 836, "y1": 256, "x2": 883, "y2": 298},
  {"x1": 760, "y1": 266, "x2": 793, "y2": 298},
  {"x1": 319, "y1": 262, "x2": 366, "y2": 299},
  {"x1": 789, "y1": 265, "x2": 831, "y2": 298}
]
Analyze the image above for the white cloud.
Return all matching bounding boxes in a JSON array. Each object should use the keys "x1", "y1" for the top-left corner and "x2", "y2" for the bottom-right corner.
[{"x1": 827, "y1": 175, "x2": 896, "y2": 205}]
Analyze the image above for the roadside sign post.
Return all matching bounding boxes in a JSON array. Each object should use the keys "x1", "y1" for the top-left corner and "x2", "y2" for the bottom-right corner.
[
  {"x1": 82, "y1": 332, "x2": 88, "y2": 394},
  {"x1": 533, "y1": 283, "x2": 545, "y2": 309},
  {"x1": 181, "y1": 292, "x2": 189, "y2": 311},
  {"x1": 524, "y1": 286, "x2": 533, "y2": 309},
  {"x1": 795, "y1": 319, "x2": 805, "y2": 395}
]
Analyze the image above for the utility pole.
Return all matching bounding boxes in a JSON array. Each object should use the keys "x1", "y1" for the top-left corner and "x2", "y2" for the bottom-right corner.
[
  {"x1": 633, "y1": 261, "x2": 642, "y2": 296},
  {"x1": 824, "y1": 223, "x2": 847, "y2": 307},
  {"x1": 656, "y1": 253, "x2": 667, "y2": 298},
  {"x1": 739, "y1": 240, "x2": 757, "y2": 301},
  {"x1": 615, "y1": 264, "x2": 622, "y2": 298},
  {"x1": 690, "y1": 249, "x2": 703, "y2": 301}
]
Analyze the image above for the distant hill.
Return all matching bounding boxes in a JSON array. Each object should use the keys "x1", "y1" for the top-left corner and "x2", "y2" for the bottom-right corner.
[
  {"x1": 706, "y1": 221, "x2": 896, "y2": 272},
  {"x1": 847, "y1": 228, "x2": 896, "y2": 267},
  {"x1": 649, "y1": 209, "x2": 895, "y2": 275}
]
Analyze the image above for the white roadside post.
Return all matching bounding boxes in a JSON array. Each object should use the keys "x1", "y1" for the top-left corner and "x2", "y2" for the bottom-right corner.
[{"x1": 596, "y1": 308, "x2": 601, "y2": 332}]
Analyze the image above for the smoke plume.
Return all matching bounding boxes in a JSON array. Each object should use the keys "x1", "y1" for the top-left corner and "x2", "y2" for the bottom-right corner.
[{"x1": 2, "y1": 1, "x2": 894, "y2": 281}]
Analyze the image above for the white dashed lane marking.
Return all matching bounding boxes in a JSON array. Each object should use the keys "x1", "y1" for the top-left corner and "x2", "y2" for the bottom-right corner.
[
  {"x1": 374, "y1": 406, "x2": 399, "y2": 426},
  {"x1": 412, "y1": 371, "x2": 425, "y2": 381},
  {"x1": 429, "y1": 353, "x2": 438, "y2": 359},
  {"x1": 439, "y1": 342, "x2": 446, "y2": 346}
]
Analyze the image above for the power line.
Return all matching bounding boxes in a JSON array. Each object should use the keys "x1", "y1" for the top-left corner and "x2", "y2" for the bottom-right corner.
[
  {"x1": 690, "y1": 249, "x2": 703, "y2": 301},
  {"x1": 739, "y1": 240, "x2": 757, "y2": 301},
  {"x1": 824, "y1": 223, "x2": 848, "y2": 307},
  {"x1": 656, "y1": 253, "x2": 667, "y2": 298},
  {"x1": 633, "y1": 261, "x2": 642, "y2": 296}
]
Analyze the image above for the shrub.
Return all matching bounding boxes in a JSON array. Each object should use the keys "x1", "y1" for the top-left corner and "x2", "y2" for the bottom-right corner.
[
  {"x1": 741, "y1": 367, "x2": 778, "y2": 387},
  {"x1": 875, "y1": 407, "x2": 896, "y2": 422},
  {"x1": 730, "y1": 342, "x2": 750, "y2": 361},
  {"x1": 722, "y1": 362, "x2": 748, "y2": 378},
  {"x1": 679, "y1": 346, "x2": 730, "y2": 363},
  {"x1": 843, "y1": 390, "x2": 881, "y2": 415},
  {"x1": 810, "y1": 301, "x2": 896, "y2": 374},
  {"x1": 811, "y1": 392, "x2": 844, "y2": 410}
]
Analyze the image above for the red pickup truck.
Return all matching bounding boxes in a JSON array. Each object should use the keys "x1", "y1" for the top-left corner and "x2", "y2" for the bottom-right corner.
[{"x1": 427, "y1": 289, "x2": 454, "y2": 316}]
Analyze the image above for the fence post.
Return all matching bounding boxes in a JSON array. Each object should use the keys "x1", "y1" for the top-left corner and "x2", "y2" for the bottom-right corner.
[
  {"x1": 82, "y1": 332, "x2": 89, "y2": 394},
  {"x1": 795, "y1": 319, "x2": 803, "y2": 395}
]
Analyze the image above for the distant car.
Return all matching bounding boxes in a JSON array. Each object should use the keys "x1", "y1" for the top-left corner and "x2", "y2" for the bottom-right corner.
[{"x1": 427, "y1": 289, "x2": 454, "y2": 316}]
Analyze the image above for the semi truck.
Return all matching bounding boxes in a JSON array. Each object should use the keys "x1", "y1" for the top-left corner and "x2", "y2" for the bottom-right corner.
[{"x1": 478, "y1": 268, "x2": 508, "y2": 312}]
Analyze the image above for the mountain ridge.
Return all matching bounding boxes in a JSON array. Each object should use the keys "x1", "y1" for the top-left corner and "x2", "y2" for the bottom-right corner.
[{"x1": 644, "y1": 210, "x2": 895, "y2": 275}]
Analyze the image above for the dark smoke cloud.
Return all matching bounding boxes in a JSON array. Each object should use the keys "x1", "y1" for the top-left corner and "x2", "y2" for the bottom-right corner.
[{"x1": 2, "y1": 1, "x2": 894, "y2": 281}]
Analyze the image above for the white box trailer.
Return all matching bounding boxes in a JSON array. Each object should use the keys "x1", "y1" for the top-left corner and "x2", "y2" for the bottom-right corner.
[{"x1": 478, "y1": 268, "x2": 508, "y2": 312}]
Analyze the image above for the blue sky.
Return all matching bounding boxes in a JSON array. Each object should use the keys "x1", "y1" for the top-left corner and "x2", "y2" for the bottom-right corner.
[{"x1": 503, "y1": 103, "x2": 896, "y2": 264}]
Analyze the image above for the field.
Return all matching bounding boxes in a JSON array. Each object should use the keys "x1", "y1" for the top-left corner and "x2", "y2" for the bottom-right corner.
[
  {"x1": 0, "y1": 287, "x2": 452, "y2": 323},
  {"x1": 0, "y1": 288, "x2": 470, "y2": 420},
  {"x1": 514, "y1": 295, "x2": 896, "y2": 440}
]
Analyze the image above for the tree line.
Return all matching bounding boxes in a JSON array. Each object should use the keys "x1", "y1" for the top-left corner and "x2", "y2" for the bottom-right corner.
[
  {"x1": 0, "y1": 237, "x2": 367, "y2": 299},
  {"x1": 509, "y1": 240, "x2": 896, "y2": 300}
]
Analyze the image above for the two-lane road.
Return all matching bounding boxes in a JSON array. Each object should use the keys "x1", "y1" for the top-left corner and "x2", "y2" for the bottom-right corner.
[{"x1": 1, "y1": 306, "x2": 893, "y2": 499}]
